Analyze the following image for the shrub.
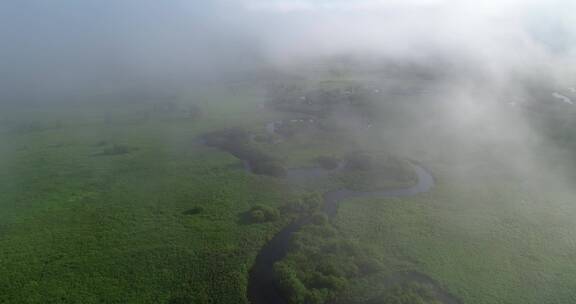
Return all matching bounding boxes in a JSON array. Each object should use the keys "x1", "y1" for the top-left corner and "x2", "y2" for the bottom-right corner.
[
  {"x1": 246, "y1": 205, "x2": 280, "y2": 223},
  {"x1": 356, "y1": 257, "x2": 382, "y2": 275},
  {"x1": 341, "y1": 152, "x2": 417, "y2": 190},
  {"x1": 301, "y1": 193, "x2": 322, "y2": 212},
  {"x1": 305, "y1": 290, "x2": 325, "y2": 304},
  {"x1": 274, "y1": 202, "x2": 378, "y2": 304},
  {"x1": 281, "y1": 193, "x2": 322, "y2": 216},
  {"x1": 249, "y1": 210, "x2": 266, "y2": 223},
  {"x1": 203, "y1": 129, "x2": 287, "y2": 177},
  {"x1": 307, "y1": 272, "x2": 347, "y2": 291},
  {"x1": 275, "y1": 262, "x2": 308, "y2": 304},
  {"x1": 310, "y1": 213, "x2": 329, "y2": 226},
  {"x1": 182, "y1": 207, "x2": 204, "y2": 215}
]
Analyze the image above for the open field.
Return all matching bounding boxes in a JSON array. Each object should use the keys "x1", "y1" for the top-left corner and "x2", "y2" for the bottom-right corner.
[
  {"x1": 3, "y1": 76, "x2": 576, "y2": 304},
  {"x1": 5, "y1": 1, "x2": 576, "y2": 303},
  {"x1": 0, "y1": 87, "x2": 299, "y2": 303},
  {"x1": 335, "y1": 164, "x2": 576, "y2": 304}
]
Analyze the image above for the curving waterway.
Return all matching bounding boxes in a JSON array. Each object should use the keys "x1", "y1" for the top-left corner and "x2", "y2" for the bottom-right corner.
[
  {"x1": 247, "y1": 162, "x2": 437, "y2": 304},
  {"x1": 201, "y1": 124, "x2": 458, "y2": 304}
]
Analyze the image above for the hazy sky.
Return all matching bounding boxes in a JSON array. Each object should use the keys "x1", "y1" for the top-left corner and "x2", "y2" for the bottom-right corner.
[{"x1": 0, "y1": 0, "x2": 574, "y2": 101}]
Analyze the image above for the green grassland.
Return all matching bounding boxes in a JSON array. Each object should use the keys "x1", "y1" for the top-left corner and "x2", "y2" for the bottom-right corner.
[
  {"x1": 0, "y1": 87, "x2": 300, "y2": 303},
  {"x1": 334, "y1": 165, "x2": 576, "y2": 304},
  {"x1": 3, "y1": 77, "x2": 576, "y2": 304}
]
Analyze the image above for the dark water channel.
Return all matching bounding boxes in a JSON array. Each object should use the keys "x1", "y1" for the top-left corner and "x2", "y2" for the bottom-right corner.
[{"x1": 247, "y1": 163, "x2": 440, "y2": 304}]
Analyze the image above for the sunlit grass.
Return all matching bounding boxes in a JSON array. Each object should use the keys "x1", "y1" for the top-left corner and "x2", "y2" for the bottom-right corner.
[{"x1": 335, "y1": 170, "x2": 576, "y2": 304}]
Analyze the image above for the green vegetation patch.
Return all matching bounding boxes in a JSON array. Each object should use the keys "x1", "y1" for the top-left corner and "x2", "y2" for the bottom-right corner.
[
  {"x1": 273, "y1": 207, "x2": 383, "y2": 304},
  {"x1": 338, "y1": 152, "x2": 417, "y2": 191},
  {"x1": 0, "y1": 89, "x2": 294, "y2": 304},
  {"x1": 203, "y1": 128, "x2": 287, "y2": 177},
  {"x1": 334, "y1": 176, "x2": 576, "y2": 304}
]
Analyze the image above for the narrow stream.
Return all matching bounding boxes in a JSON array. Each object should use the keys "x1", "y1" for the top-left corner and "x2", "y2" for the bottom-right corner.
[
  {"x1": 201, "y1": 123, "x2": 458, "y2": 304},
  {"x1": 247, "y1": 163, "x2": 436, "y2": 304}
]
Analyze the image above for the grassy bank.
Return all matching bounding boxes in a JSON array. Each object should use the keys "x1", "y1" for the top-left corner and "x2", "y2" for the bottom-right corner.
[{"x1": 334, "y1": 167, "x2": 576, "y2": 304}]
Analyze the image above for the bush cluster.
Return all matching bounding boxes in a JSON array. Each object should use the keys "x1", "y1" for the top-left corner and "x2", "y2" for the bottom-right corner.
[
  {"x1": 182, "y1": 207, "x2": 204, "y2": 215},
  {"x1": 341, "y1": 152, "x2": 417, "y2": 190},
  {"x1": 280, "y1": 193, "x2": 322, "y2": 216},
  {"x1": 273, "y1": 212, "x2": 382, "y2": 304},
  {"x1": 246, "y1": 205, "x2": 280, "y2": 223},
  {"x1": 203, "y1": 129, "x2": 287, "y2": 177}
]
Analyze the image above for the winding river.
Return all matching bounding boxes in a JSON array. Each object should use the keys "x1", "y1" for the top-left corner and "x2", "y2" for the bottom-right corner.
[
  {"x1": 202, "y1": 123, "x2": 459, "y2": 304},
  {"x1": 247, "y1": 163, "x2": 438, "y2": 304}
]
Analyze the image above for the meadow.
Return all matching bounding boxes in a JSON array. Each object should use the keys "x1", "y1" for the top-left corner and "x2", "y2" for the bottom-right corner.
[
  {"x1": 0, "y1": 87, "x2": 298, "y2": 303},
  {"x1": 334, "y1": 164, "x2": 576, "y2": 304},
  {"x1": 2, "y1": 77, "x2": 576, "y2": 304}
]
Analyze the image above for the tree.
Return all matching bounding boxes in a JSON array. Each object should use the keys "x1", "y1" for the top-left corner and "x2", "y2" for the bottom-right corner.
[{"x1": 247, "y1": 205, "x2": 280, "y2": 223}]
